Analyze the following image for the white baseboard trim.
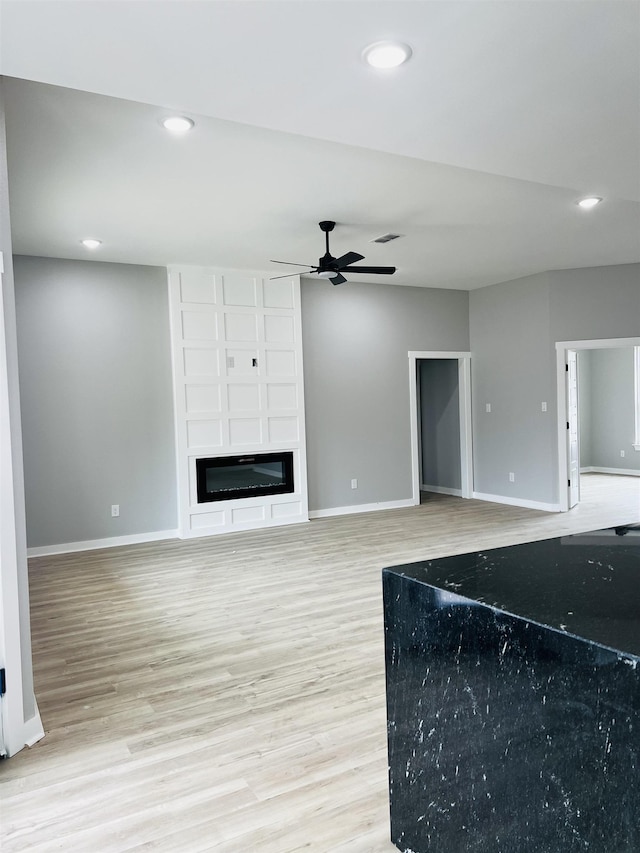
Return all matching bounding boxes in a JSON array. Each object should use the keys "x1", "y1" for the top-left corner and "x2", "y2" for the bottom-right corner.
[
  {"x1": 421, "y1": 484, "x2": 463, "y2": 497},
  {"x1": 27, "y1": 529, "x2": 179, "y2": 558},
  {"x1": 580, "y1": 466, "x2": 640, "y2": 477},
  {"x1": 23, "y1": 703, "x2": 45, "y2": 748},
  {"x1": 309, "y1": 498, "x2": 414, "y2": 519},
  {"x1": 472, "y1": 492, "x2": 560, "y2": 513},
  {"x1": 178, "y1": 515, "x2": 309, "y2": 539},
  {"x1": 4, "y1": 702, "x2": 45, "y2": 757}
]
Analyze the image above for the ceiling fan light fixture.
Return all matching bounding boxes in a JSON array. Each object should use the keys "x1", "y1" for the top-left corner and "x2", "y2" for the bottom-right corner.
[
  {"x1": 577, "y1": 196, "x2": 602, "y2": 210},
  {"x1": 317, "y1": 270, "x2": 335, "y2": 280},
  {"x1": 363, "y1": 41, "x2": 412, "y2": 69},
  {"x1": 81, "y1": 238, "x2": 102, "y2": 249},
  {"x1": 162, "y1": 116, "x2": 194, "y2": 134}
]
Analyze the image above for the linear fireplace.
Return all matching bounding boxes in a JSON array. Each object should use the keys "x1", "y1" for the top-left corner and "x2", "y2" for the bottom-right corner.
[{"x1": 195, "y1": 452, "x2": 295, "y2": 503}]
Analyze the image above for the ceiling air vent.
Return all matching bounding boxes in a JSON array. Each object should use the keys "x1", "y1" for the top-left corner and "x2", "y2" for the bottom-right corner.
[{"x1": 371, "y1": 233, "x2": 403, "y2": 244}]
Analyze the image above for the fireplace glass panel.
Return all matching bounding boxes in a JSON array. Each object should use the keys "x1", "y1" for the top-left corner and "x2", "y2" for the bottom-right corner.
[{"x1": 196, "y1": 452, "x2": 294, "y2": 503}]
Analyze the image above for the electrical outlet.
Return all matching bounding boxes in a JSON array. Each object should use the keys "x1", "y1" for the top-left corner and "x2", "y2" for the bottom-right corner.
[
  {"x1": 485, "y1": 403, "x2": 491, "y2": 413},
  {"x1": 509, "y1": 472, "x2": 515, "y2": 483},
  {"x1": 541, "y1": 401, "x2": 547, "y2": 412},
  {"x1": 351, "y1": 478, "x2": 358, "y2": 489},
  {"x1": 111, "y1": 504, "x2": 120, "y2": 517},
  {"x1": 620, "y1": 450, "x2": 625, "y2": 458}
]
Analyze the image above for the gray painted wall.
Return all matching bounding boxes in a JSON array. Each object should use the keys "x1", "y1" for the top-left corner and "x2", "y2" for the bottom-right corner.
[
  {"x1": 548, "y1": 265, "x2": 640, "y2": 343},
  {"x1": 0, "y1": 82, "x2": 35, "y2": 728},
  {"x1": 585, "y1": 347, "x2": 640, "y2": 472},
  {"x1": 419, "y1": 359, "x2": 461, "y2": 490},
  {"x1": 469, "y1": 273, "x2": 555, "y2": 503},
  {"x1": 578, "y1": 350, "x2": 592, "y2": 467},
  {"x1": 13, "y1": 256, "x2": 177, "y2": 547},
  {"x1": 301, "y1": 279, "x2": 469, "y2": 511},
  {"x1": 470, "y1": 263, "x2": 640, "y2": 505},
  {"x1": 11, "y1": 255, "x2": 638, "y2": 536}
]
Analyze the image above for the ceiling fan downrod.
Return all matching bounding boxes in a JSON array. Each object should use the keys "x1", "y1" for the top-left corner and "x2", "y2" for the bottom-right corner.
[{"x1": 319, "y1": 220, "x2": 336, "y2": 265}]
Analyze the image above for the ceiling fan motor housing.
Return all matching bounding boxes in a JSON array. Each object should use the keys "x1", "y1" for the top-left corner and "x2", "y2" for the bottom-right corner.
[{"x1": 319, "y1": 251, "x2": 337, "y2": 270}]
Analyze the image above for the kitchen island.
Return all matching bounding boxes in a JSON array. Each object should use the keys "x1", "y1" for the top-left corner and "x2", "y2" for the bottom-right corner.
[{"x1": 383, "y1": 530, "x2": 640, "y2": 853}]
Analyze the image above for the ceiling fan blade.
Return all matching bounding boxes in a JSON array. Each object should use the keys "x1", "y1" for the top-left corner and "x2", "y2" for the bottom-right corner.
[
  {"x1": 270, "y1": 259, "x2": 316, "y2": 268},
  {"x1": 339, "y1": 266, "x2": 396, "y2": 275},
  {"x1": 330, "y1": 273, "x2": 347, "y2": 285},
  {"x1": 334, "y1": 251, "x2": 364, "y2": 268},
  {"x1": 269, "y1": 272, "x2": 308, "y2": 280}
]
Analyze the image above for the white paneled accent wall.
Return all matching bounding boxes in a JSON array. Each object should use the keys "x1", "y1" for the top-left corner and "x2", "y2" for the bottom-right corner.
[{"x1": 168, "y1": 267, "x2": 308, "y2": 537}]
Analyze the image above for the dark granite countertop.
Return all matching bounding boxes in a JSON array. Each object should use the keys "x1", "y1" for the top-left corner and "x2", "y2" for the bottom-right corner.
[{"x1": 386, "y1": 530, "x2": 640, "y2": 659}]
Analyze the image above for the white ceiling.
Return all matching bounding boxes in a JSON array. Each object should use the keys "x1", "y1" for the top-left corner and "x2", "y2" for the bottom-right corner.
[{"x1": 1, "y1": 0, "x2": 639, "y2": 290}]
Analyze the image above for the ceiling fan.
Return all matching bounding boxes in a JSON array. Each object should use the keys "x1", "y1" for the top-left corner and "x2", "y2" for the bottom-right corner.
[{"x1": 270, "y1": 221, "x2": 396, "y2": 285}]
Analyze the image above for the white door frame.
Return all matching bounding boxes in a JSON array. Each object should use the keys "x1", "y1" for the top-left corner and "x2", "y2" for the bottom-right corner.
[
  {"x1": 0, "y1": 251, "x2": 44, "y2": 756},
  {"x1": 566, "y1": 350, "x2": 580, "y2": 509},
  {"x1": 0, "y1": 248, "x2": 24, "y2": 757},
  {"x1": 555, "y1": 336, "x2": 640, "y2": 512},
  {"x1": 409, "y1": 351, "x2": 473, "y2": 506}
]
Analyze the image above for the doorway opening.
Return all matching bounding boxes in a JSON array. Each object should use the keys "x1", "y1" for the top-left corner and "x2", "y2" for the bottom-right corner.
[
  {"x1": 556, "y1": 337, "x2": 640, "y2": 512},
  {"x1": 408, "y1": 351, "x2": 473, "y2": 506}
]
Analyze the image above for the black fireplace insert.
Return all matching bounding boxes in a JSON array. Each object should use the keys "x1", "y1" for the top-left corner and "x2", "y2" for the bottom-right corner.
[{"x1": 196, "y1": 452, "x2": 294, "y2": 503}]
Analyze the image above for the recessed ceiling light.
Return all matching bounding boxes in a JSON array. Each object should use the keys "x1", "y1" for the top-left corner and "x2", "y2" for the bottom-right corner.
[
  {"x1": 577, "y1": 197, "x2": 602, "y2": 209},
  {"x1": 81, "y1": 238, "x2": 102, "y2": 249},
  {"x1": 162, "y1": 116, "x2": 194, "y2": 134},
  {"x1": 363, "y1": 41, "x2": 412, "y2": 69}
]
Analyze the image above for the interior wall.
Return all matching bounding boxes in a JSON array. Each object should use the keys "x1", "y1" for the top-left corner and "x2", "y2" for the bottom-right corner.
[
  {"x1": 578, "y1": 349, "x2": 592, "y2": 467},
  {"x1": 13, "y1": 256, "x2": 177, "y2": 547},
  {"x1": 301, "y1": 279, "x2": 469, "y2": 512},
  {"x1": 585, "y1": 347, "x2": 640, "y2": 472},
  {"x1": 11, "y1": 256, "x2": 638, "y2": 539},
  {"x1": 470, "y1": 263, "x2": 640, "y2": 506},
  {"x1": 548, "y1": 264, "x2": 640, "y2": 343},
  {"x1": 469, "y1": 272, "x2": 555, "y2": 505},
  {"x1": 419, "y1": 358, "x2": 461, "y2": 492}
]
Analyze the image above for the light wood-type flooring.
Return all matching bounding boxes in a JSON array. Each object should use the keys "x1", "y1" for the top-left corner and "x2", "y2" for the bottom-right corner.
[{"x1": 2, "y1": 474, "x2": 639, "y2": 852}]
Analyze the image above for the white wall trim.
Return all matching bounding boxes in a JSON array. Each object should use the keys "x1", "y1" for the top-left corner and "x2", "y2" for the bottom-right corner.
[
  {"x1": 556, "y1": 337, "x2": 640, "y2": 351},
  {"x1": 408, "y1": 350, "x2": 473, "y2": 360},
  {"x1": 579, "y1": 466, "x2": 640, "y2": 477},
  {"x1": 22, "y1": 703, "x2": 45, "y2": 747},
  {"x1": 0, "y1": 246, "x2": 42, "y2": 757},
  {"x1": 556, "y1": 336, "x2": 640, "y2": 512},
  {"x1": 309, "y1": 498, "x2": 414, "y2": 519},
  {"x1": 27, "y1": 529, "x2": 179, "y2": 558},
  {"x1": 473, "y1": 491, "x2": 560, "y2": 513},
  {"x1": 408, "y1": 350, "x2": 473, "y2": 506},
  {"x1": 421, "y1": 483, "x2": 463, "y2": 497},
  {"x1": 167, "y1": 267, "x2": 308, "y2": 538},
  {"x1": 178, "y1": 515, "x2": 308, "y2": 538},
  {"x1": 635, "y1": 346, "x2": 640, "y2": 449}
]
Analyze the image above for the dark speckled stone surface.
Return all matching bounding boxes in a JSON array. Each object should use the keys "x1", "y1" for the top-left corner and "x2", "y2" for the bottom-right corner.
[{"x1": 383, "y1": 532, "x2": 640, "y2": 853}]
